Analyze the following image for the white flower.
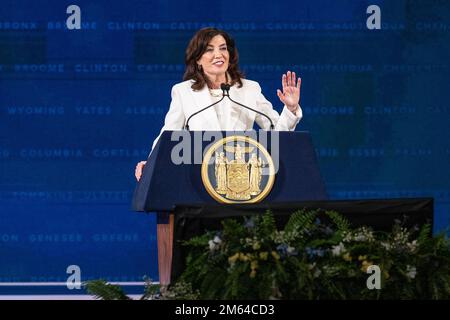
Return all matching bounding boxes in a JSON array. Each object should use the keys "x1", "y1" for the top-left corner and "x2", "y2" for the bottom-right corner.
[
  {"x1": 406, "y1": 265, "x2": 417, "y2": 279},
  {"x1": 213, "y1": 236, "x2": 222, "y2": 245},
  {"x1": 286, "y1": 246, "x2": 295, "y2": 254},
  {"x1": 381, "y1": 242, "x2": 392, "y2": 250},
  {"x1": 331, "y1": 243, "x2": 345, "y2": 256},
  {"x1": 342, "y1": 231, "x2": 351, "y2": 242},
  {"x1": 407, "y1": 240, "x2": 417, "y2": 253},
  {"x1": 354, "y1": 228, "x2": 374, "y2": 242},
  {"x1": 342, "y1": 228, "x2": 374, "y2": 243},
  {"x1": 208, "y1": 236, "x2": 222, "y2": 251},
  {"x1": 313, "y1": 268, "x2": 322, "y2": 278},
  {"x1": 272, "y1": 231, "x2": 287, "y2": 244}
]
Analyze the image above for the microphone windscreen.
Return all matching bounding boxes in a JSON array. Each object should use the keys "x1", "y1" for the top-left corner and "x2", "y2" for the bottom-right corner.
[{"x1": 221, "y1": 83, "x2": 231, "y2": 91}]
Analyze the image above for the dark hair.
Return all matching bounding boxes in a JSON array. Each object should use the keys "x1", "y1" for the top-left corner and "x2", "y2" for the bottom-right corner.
[{"x1": 183, "y1": 27, "x2": 244, "y2": 90}]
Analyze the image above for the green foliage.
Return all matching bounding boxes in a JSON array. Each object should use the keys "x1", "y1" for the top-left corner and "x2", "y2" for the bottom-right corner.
[
  {"x1": 84, "y1": 280, "x2": 131, "y2": 300},
  {"x1": 83, "y1": 277, "x2": 199, "y2": 300},
  {"x1": 175, "y1": 210, "x2": 450, "y2": 300},
  {"x1": 259, "y1": 210, "x2": 277, "y2": 235},
  {"x1": 284, "y1": 209, "x2": 316, "y2": 234},
  {"x1": 162, "y1": 281, "x2": 200, "y2": 300},
  {"x1": 140, "y1": 276, "x2": 160, "y2": 300},
  {"x1": 83, "y1": 210, "x2": 450, "y2": 300},
  {"x1": 325, "y1": 210, "x2": 350, "y2": 232},
  {"x1": 417, "y1": 223, "x2": 432, "y2": 246}
]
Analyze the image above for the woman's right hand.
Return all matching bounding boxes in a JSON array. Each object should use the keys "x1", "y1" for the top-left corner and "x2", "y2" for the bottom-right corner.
[{"x1": 135, "y1": 161, "x2": 147, "y2": 181}]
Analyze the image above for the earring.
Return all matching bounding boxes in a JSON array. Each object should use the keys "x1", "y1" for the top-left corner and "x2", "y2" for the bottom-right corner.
[{"x1": 198, "y1": 64, "x2": 202, "y2": 71}]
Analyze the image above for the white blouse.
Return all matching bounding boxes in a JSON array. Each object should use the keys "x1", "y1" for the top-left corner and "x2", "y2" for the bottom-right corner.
[{"x1": 209, "y1": 88, "x2": 241, "y2": 130}]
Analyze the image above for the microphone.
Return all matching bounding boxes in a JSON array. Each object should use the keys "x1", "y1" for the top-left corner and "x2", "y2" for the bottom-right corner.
[
  {"x1": 221, "y1": 83, "x2": 274, "y2": 130},
  {"x1": 184, "y1": 83, "x2": 275, "y2": 130},
  {"x1": 221, "y1": 83, "x2": 230, "y2": 96},
  {"x1": 184, "y1": 86, "x2": 228, "y2": 130}
]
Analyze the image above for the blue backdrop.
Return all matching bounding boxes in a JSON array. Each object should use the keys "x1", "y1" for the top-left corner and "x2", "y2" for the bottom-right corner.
[{"x1": 1, "y1": 0, "x2": 449, "y2": 296}]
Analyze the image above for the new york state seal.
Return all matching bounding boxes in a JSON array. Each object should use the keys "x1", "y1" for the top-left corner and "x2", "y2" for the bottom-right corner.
[{"x1": 201, "y1": 136, "x2": 275, "y2": 204}]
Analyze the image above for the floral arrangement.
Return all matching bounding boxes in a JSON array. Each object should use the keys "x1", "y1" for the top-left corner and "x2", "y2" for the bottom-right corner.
[
  {"x1": 176, "y1": 209, "x2": 450, "y2": 299},
  {"x1": 85, "y1": 209, "x2": 450, "y2": 300}
]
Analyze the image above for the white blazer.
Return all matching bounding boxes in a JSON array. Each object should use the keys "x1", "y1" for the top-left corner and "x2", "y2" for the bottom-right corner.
[{"x1": 151, "y1": 78, "x2": 302, "y2": 150}]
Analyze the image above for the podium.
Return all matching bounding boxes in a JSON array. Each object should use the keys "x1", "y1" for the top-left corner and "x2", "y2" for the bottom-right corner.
[{"x1": 131, "y1": 130, "x2": 327, "y2": 286}]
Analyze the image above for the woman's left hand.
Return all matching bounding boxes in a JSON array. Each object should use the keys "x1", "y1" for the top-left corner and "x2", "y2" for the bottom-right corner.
[{"x1": 277, "y1": 71, "x2": 301, "y2": 115}]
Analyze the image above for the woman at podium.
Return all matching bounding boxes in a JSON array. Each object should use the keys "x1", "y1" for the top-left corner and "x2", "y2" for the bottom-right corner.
[{"x1": 135, "y1": 27, "x2": 303, "y2": 181}]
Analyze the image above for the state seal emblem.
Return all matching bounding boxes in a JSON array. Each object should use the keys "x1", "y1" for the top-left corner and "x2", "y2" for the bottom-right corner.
[{"x1": 201, "y1": 136, "x2": 275, "y2": 204}]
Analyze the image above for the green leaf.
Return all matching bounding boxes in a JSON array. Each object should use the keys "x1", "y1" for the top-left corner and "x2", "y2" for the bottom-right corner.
[
  {"x1": 84, "y1": 280, "x2": 131, "y2": 300},
  {"x1": 284, "y1": 209, "x2": 317, "y2": 234},
  {"x1": 325, "y1": 210, "x2": 350, "y2": 232}
]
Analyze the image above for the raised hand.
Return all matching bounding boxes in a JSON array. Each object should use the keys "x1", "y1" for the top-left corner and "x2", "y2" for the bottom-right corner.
[{"x1": 277, "y1": 71, "x2": 301, "y2": 114}]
